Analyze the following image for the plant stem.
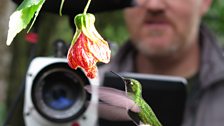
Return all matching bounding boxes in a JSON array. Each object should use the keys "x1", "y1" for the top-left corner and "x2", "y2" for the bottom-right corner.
[
  {"x1": 59, "y1": 0, "x2": 65, "y2": 16},
  {"x1": 83, "y1": 0, "x2": 91, "y2": 14}
]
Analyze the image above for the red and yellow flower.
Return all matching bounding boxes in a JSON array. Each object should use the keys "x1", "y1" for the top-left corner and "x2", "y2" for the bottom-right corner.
[{"x1": 67, "y1": 13, "x2": 111, "y2": 79}]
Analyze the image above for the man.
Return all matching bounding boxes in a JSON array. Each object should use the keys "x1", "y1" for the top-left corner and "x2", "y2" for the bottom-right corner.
[{"x1": 99, "y1": 0, "x2": 224, "y2": 126}]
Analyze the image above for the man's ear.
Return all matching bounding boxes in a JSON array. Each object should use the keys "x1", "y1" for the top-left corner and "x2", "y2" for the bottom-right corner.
[{"x1": 201, "y1": 0, "x2": 213, "y2": 15}]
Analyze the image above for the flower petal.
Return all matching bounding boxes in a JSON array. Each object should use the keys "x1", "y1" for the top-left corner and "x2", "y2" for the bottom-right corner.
[{"x1": 68, "y1": 32, "x2": 98, "y2": 78}]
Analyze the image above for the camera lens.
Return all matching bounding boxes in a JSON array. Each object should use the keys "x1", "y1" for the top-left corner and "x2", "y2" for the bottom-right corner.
[
  {"x1": 32, "y1": 63, "x2": 89, "y2": 122},
  {"x1": 42, "y1": 74, "x2": 78, "y2": 110}
]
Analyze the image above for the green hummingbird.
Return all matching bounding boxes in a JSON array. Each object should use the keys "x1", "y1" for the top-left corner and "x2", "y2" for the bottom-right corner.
[
  {"x1": 123, "y1": 77, "x2": 162, "y2": 126},
  {"x1": 85, "y1": 72, "x2": 162, "y2": 126}
]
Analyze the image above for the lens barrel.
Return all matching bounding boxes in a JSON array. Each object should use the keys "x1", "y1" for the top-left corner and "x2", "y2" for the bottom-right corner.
[{"x1": 32, "y1": 63, "x2": 89, "y2": 122}]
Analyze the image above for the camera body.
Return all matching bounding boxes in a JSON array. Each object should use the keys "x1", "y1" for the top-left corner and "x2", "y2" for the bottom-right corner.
[{"x1": 24, "y1": 57, "x2": 100, "y2": 126}]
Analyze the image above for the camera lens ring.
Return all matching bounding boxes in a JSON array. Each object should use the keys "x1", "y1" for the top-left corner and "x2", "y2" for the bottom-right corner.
[{"x1": 31, "y1": 63, "x2": 89, "y2": 123}]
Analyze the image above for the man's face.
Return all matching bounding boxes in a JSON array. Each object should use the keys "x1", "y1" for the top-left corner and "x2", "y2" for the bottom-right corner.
[{"x1": 124, "y1": 0, "x2": 212, "y2": 57}]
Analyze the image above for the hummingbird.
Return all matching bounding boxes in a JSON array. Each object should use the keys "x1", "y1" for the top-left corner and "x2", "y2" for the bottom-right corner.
[
  {"x1": 123, "y1": 78, "x2": 162, "y2": 126},
  {"x1": 85, "y1": 71, "x2": 162, "y2": 126}
]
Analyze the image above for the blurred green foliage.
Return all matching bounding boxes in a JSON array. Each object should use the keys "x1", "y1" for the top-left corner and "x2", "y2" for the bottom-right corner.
[
  {"x1": 0, "y1": 103, "x2": 6, "y2": 126},
  {"x1": 204, "y1": 0, "x2": 224, "y2": 43},
  {"x1": 95, "y1": 10, "x2": 129, "y2": 45},
  {"x1": 37, "y1": 13, "x2": 73, "y2": 56}
]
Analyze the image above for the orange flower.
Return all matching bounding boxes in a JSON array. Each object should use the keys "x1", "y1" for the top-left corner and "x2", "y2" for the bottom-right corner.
[{"x1": 67, "y1": 13, "x2": 111, "y2": 79}]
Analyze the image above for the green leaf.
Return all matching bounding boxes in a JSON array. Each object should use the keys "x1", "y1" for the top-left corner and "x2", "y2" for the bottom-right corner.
[{"x1": 6, "y1": 0, "x2": 46, "y2": 46}]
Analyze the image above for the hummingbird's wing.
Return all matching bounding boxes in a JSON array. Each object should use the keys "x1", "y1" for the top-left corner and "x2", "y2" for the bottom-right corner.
[
  {"x1": 85, "y1": 100, "x2": 131, "y2": 121},
  {"x1": 85, "y1": 85, "x2": 140, "y2": 112},
  {"x1": 98, "y1": 102, "x2": 131, "y2": 121}
]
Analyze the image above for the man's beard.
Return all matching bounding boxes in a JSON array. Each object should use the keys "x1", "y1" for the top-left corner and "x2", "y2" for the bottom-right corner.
[{"x1": 133, "y1": 40, "x2": 180, "y2": 59}]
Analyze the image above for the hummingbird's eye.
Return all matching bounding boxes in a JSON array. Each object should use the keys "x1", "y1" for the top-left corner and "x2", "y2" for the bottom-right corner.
[{"x1": 124, "y1": 79, "x2": 132, "y2": 85}]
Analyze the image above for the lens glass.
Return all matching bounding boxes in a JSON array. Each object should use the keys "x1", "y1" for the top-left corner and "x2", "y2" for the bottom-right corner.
[{"x1": 42, "y1": 72, "x2": 80, "y2": 110}]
